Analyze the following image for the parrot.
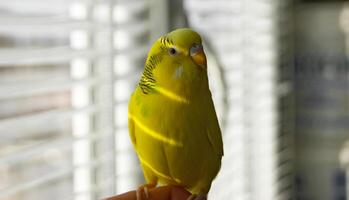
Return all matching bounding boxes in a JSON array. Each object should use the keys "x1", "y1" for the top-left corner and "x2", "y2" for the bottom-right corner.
[{"x1": 128, "y1": 28, "x2": 223, "y2": 200}]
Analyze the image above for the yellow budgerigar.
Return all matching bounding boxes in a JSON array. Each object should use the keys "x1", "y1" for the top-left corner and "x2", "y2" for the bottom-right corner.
[{"x1": 128, "y1": 28, "x2": 223, "y2": 200}]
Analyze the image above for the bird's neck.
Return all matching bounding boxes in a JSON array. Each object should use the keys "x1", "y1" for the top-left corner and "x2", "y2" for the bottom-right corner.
[
  {"x1": 138, "y1": 71, "x2": 209, "y2": 103},
  {"x1": 155, "y1": 78, "x2": 208, "y2": 103}
]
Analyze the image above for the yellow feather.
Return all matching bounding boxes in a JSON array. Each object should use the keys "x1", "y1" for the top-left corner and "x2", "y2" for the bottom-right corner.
[
  {"x1": 128, "y1": 28, "x2": 223, "y2": 195},
  {"x1": 153, "y1": 85, "x2": 190, "y2": 104}
]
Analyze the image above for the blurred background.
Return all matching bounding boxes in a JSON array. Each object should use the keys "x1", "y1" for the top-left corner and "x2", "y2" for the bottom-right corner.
[{"x1": 0, "y1": 0, "x2": 348, "y2": 200}]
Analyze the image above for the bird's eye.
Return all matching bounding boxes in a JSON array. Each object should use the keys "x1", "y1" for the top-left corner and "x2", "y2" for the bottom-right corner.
[{"x1": 168, "y1": 47, "x2": 177, "y2": 56}]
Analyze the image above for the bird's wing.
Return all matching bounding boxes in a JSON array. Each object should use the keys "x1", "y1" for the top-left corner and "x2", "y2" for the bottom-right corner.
[
  {"x1": 206, "y1": 93, "x2": 224, "y2": 156},
  {"x1": 128, "y1": 93, "x2": 137, "y2": 147}
]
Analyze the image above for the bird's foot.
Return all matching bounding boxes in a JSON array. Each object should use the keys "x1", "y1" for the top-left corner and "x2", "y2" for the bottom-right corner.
[
  {"x1": 136, "y1": 183, "x2": 156, "y2": 200},
  {"x1": 187, "y1": 193, "x2": 207, "y2": 200}
]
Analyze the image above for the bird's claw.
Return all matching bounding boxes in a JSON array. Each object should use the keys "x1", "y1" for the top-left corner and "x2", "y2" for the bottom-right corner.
[
  {"x1": 136, "y1": 183, "x2": 156, "y2": 200},
  {"x1": 186, "y1": 194, "x2": 207, "y2": 200}
]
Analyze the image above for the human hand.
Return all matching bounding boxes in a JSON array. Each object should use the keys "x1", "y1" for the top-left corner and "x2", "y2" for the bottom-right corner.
[{"x1": 103, "y1": 185, "x2": 191, "y2": 200}]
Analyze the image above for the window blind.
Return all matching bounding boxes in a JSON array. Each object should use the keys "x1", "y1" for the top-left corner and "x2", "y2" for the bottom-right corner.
[
  {"x1": 0, "y1": 0, "x2": 293, "y2": 200},
  {"x1": 184, "y1": 0, "x2": 294, "y2": 199},
  {"x1": 0, "y1": 0, "x2": 154, "y2": 199}
]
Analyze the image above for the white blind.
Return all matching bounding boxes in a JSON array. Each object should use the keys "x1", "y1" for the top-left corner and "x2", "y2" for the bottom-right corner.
[
  {"x1": 0, "y1": 0, "x2": 155, "y2": 199},
  {"x1": 184, "y1": 0, "x2": 293, "y2": 199},
  {"x1": 0, "y1": 0, "x2": 293, "y2": 200}
]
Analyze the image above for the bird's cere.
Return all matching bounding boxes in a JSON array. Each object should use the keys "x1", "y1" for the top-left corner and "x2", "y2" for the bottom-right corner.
[{"x1": 189, "y1": 44, "x2": 206, "y2": 69}]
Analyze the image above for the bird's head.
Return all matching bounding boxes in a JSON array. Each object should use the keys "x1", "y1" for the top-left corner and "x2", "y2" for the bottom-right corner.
[{"x1": 140, "y1": 28, "x2": 208, "y2": 98}]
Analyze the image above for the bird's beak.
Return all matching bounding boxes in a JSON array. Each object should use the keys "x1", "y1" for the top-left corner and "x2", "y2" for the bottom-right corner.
[{"x1": 190, "y1": 44, "x2": 207, "y2": 69}]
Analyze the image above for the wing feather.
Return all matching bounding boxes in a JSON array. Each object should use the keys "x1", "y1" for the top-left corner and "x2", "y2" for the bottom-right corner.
[
  {"x1": 128, "y1": 93, "x2": 137, "y2": 147},
  {"x1": 206, "y1": 93, "x2": 224, "y2": 156}
]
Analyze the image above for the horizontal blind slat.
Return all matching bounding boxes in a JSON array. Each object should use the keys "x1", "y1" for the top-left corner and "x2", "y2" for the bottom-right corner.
[
  {"x1": 0, "y1": 45, "x2": 147, "y2": 65},
  {"x1": 0, "y1": 47, "x2": 103, "y2": 65},
  {"x1": 0, "y1": 77, "x2": 97, "y2": 100},
  {"x1": 0, "y1": 21, "x2": 94, "y2": 35},
  {"x1": 1, "y1": 126, "x2": 113, "y2": 148},
  {"x1": 0, "y1": 131, "x2": 111, "y2": 165},
  {"x1": 0, "y1": 106, "x2": 97, "y2": 130},
  {"x1": 0, "y1": 166, "x2": 72, "y2": 199},
  {"x1": 0, "y1": 151, "x2": 114, "y2": 198}
]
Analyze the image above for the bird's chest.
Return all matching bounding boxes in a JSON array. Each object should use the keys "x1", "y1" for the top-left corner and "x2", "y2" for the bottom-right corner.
[
  {"x1": 135, "y1": 92, "x2": 209, "y2": 152},
  {"x1": 147, "y1": 95, "x2": 206, "y2": 142},
  {"x1": 136, "y1": 93, "x2": 213, "y2": 187}
]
